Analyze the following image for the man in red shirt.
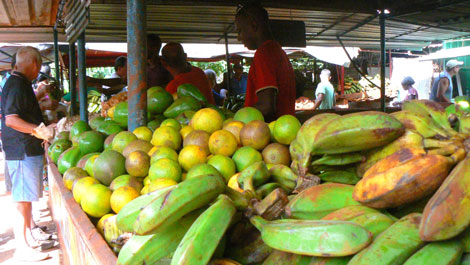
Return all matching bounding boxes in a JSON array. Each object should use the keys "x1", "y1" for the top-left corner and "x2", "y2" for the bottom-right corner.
[
  {"x1": 235, "y1": 3, "x2": 296, "y2": 121},
  {"x1": 161, "y1": 42, "x2": 215, "y2": 104}
]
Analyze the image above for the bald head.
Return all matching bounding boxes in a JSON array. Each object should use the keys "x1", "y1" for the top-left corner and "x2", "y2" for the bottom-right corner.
[
  {"x1": 161, "y1": 42, "x2": 187, "y2": 69},
  {"x1": 16, "y1": 46, "x2": 42, "y2": 81}
]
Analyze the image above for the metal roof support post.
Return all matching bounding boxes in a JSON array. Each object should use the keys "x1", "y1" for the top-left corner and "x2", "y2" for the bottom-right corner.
[
  {"x1": 69, "y1": 42, "x2": 77, "y2": 116},
  {"x1": 77, "y1": 32, "x2": 88, "y2": 123},
  {"x1": 380, "y1": 10, "x2": 386, "y2": 112},
  {"x1": 53, "y1": 28, "x2": 61, "y2": 89},
  {"x1": 224, "y1": 32, "x2": 231, "y2": 93},
  {"x1": 127, "y1": 0, "x2": 147, "y2": 131}
]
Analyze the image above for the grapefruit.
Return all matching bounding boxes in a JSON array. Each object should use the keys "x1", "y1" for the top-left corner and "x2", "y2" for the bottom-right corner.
[
  {"x1": 150, "y1": 146, "x2": 179, "y2": 164},
  {"x1": 234, "y1": 107, "x2": 264, "y2": 124},
  {"x1": 240, "y1": 120, "x2": 270, "y2": 150},
  {"x1": 112, "y1": 131, "x2": 137, "y2": 153},
  {"x1": 85, "y1": 154, "x2": 99, "y2": 177},
  {"x1": 109, "y1": 175, "x2": 143, "y2": 192},
  {"x1": 81, "y1": 184, "x2": 112, "y2": 218},
  {"x1": 273, "y1": 115, "x2": 301, "y2": 145},
  {"x1": 122, "y1": 139, "x2": 153, "y2": 158},
  {"x1": 125, "y1": 151, "x2": 150, "y2": 177},
  {"x1": 161, "y1": 118, "x2": 182, "y2": 131},
  {"x1": 232, "y1": 146, "x2": 263, "y2": 172},
  {"x1": 186, "y1": 164, "x2": 221, "y2": 180},
  {"x1": 223, "y1": 121, "x2": 244, "y2": 145},
  {"x1": 207, "y1": 155, "x2": 236, "y2": 183},
  {"x1": 180, "y1": 125, "x2": 194, "y2": 139},
  {"x1": 148, "y1": 158, "x2": 182, "y2": 182},
  {"x1": 208, "y1": 130, "x2": 238, "y2": 156},
  {"x1": 72, "y1": 177, "x2": 99, "y2": 204},
  {"x1": 78, "y1": 131, "x2": 105, "y2": 155},
  {"x1": 262, "y1": 143, "x2": 291, "y2": 166},
  {"x1": 110, "y1": 186, "x2": 140, "y2": 213},
  {"x1": 145, "y1": 178, "x2": 178, "y2": 194},
  {"x1": 93, "y1": 150, "x2": 127, "y2": 186},
  {"x1": 63, "y1": 167, "x2": 88, "y2": 190},
  {"x1": 132, "y1": 126, "x2": 153, "y2": 142},
  {"x1": 183, "y1": 130, "x2": 210, "y2": 154},
  {"x1": 191, "y1": 108, "x2": 224, "y2": 134},
  {"x1": 178, "y1": 145, "x2": 207, "y2": 172},
  {"x1": 151, "y1": 126, "x2": 182, "y2": 150}
]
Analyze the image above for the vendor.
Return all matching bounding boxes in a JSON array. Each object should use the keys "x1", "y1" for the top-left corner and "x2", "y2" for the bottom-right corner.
[
  {"x1": 234, "y1": 3, "x2": 296, "y2": 121},
  {"x1": 430, "y1": 59, "x2": 463, "y2": 103},
  {"x1": 160, "y1": 42, "x2": 215, "y2": 104}
]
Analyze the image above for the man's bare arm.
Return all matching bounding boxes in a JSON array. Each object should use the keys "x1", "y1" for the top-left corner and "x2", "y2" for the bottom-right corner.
[
  {"x1": 5, "y1": 115, "x2": 37, "y2": 134},
  {"x1": 254, "y1": 87, "x2": 277, "y2": 120},
  {"x1": 312, "y1": 93, "x2": 324, "y2": 110},
  {"x1": 437, "y1": 78, "x2": 451, "y2": 103}
]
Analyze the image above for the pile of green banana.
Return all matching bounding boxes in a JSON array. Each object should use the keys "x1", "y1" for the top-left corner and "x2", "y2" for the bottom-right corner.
[{"x1": 111, "y1": 99, "x2": 470, "y2": 265}]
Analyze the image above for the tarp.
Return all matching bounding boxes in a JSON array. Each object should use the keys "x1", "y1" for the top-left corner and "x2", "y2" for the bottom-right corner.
[{"x1": 418, "y1": 46, "x2": 470, "y2": 61}]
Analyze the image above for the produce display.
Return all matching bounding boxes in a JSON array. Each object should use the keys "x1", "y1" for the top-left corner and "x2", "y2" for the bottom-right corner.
[
  {"x1": 343, "y1": 74, "x2": 397, "y2": 100},
  {"x1": 48, "y1": 81, "x2": 470, "y2": 265}
]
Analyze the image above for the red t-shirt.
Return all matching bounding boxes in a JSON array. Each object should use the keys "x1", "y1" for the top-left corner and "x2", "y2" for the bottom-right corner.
[
  {"x1": 245, "y1": 40, "x2": 296, "y2": 117},
  {"x1": 165, "y1": 66, "x2": 215, "y2": 104}
]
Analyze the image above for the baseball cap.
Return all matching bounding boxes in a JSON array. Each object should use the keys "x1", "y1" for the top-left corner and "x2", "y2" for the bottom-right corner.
[{"x1": 446, "y1": 59, "x2": 464, "y2": 68}]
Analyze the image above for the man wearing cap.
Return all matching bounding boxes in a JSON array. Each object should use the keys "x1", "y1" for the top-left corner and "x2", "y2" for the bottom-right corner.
[{"x1": 430, "y1": 59, "x2": 464, "y2": 103}]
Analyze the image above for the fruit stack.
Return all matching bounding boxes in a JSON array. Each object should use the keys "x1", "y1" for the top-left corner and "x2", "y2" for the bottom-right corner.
[{"x1": 48, "y1": 80, "x2": 470, "y2": 265}]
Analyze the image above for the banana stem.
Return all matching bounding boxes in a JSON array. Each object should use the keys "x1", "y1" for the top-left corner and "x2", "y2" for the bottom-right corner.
[{"x1": 249, "y1": 216, "x2": 267, "y2": 231}]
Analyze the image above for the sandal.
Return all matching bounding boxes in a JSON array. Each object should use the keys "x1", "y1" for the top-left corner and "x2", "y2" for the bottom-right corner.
[{"x1": 31, "y1": 226, "x2": 52, "y2": 241}]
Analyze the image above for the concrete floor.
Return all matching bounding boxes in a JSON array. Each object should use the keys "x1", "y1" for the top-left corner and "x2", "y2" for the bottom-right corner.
[{"x1": 0, "y1": 156, "x2": 62, "y2": 264}]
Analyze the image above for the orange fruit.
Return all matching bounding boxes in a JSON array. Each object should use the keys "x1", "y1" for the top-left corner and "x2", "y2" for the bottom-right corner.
[
  {"x1": 234, "y1": 107, "x2": 264, "y2": 124},
  {"x1": 273, "y1": 115, "x2": 301, "y2": 145},
  {"x1": 191, "y1": 108, "x2": 224, "y2": 134},
  {"x1": 180, "y1": 125, "x2": 194, "y2": 139},
  {"x1": 72, "y1": 177, "x2": 99, "y2": 204},
  {"x1": 183, "y1": 130, "x2": 210, "y2": 155},
  {"x1": 232, "y1": 146, "x2": 263, "y2": 172},
  {"x1": 146, "y1": 178, "x2": 178, "y2": 193},
  {"x1": 186, "y1": 164, "x2": 221, "y2": 180},
  {"x1": 109, "y1": 174, "x2": 143, "y2": 192},
  {"x1": 227, "y1": 173, "x2": 243, "y2": 192},
  {"x1": 149, "y1": 158, "x2": 182, "y2": 182},
  {"x1": 112, "y1": 131, "x2": 138, "y2": 153},
  {"x1": 81, "y1": 183, "x2": 112, "y2": 218},
  {"x1": 96, "y1": 213, "x2": 115, "y2": 236},
  {"x1": 132, "y1": 126, "x2": 153, "y2": 142},
  {"x1": 223, "y1": 121, "x2": 244, "y2": 145},
  {"x1": 150, "y1": 146, "x2": 179, "y2": 164},
  {"x1": 240, "y1": 120, "x2": 270, "y2": 150},
  {"x1": 207, "y1": 155, "x2": 236, "y2": 183},
  {"x1": 209, "y1": 130, "x2": 238, "y2": 156},
  {"x1": 110, "y1": 186, "x2": 140, "y2": 213},
  {"x1": 63, "y1": 167, "x2": 88, "y2": 190},
  {"x1": 161, "y1": 118, "x2": 182, "y2": 131},
  {"x1": 151, "y1": 125, "x2": 182, "y2": 150},
  {"x1": 262, "y1": 143, "x2": 291, "y2": 166},
  {"x1": 178, "y1": 145, "x2": 207, "y2": 172},
  {"x1": 125, "y1": 151, "x2": 151, "y2": 177}
]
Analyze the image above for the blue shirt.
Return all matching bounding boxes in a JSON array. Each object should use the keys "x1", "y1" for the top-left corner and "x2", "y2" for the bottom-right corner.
[
  {"x1": 230, "y1": 74, "x2": 248, "y2": 95},
  {"x1": 430, "y1": 71, "x2": 453, "y2": 102}
]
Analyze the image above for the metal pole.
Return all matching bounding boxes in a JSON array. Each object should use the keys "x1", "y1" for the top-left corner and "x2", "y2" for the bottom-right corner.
[
  {"x1": 77, "y1": 32, "x2": 88, "y2": 123},
  {"x1": 69, "y1": 42, "x2": 77, "y2": 116},
  {"x1": 380, "y1": 10, "x2": 386, "y2": 112},
  {"x1": 53, "y1": 28, "x2": 61, "y2": 88},
  {"x1": 127, "y1": 0, "x2": 147, "y2": 131},
  {"x1": 224, "y1": 33, "x2": 231, "y2": 93}
]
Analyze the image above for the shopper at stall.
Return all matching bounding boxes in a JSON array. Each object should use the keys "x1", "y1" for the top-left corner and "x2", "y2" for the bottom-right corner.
[
  {"x1": 231, "y1": 63, "x2": 248, "y2": 95},
  {"x1": 205, "y1": 69, "x2": 227, "y2": 106},
  {"x1": 148, "y1": 33, "x2": 172, "y2": 88},
  {"x1": 1, "y1": 46, "x2": 54, "y2": 261},
  {"x1": 401, "y1": 76, "x2": 419, "y2": 101},
  {"x1": 430, "y1": 59, "x2": 463, "y2": 103},
  {"x1": 235, "y1": 3, "x2": 296, "y2": 121},
  {"x1": 161, "y1": 42, "x2": 215, "y2": 104},
  {"x1": 312, "y1": 69, "x2": 335, "y2": 110}
]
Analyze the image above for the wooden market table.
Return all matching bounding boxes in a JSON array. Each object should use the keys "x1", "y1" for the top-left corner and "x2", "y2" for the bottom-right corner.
[{"x1": 47, "y1": 161, "x2": 117, "y2": 265}]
